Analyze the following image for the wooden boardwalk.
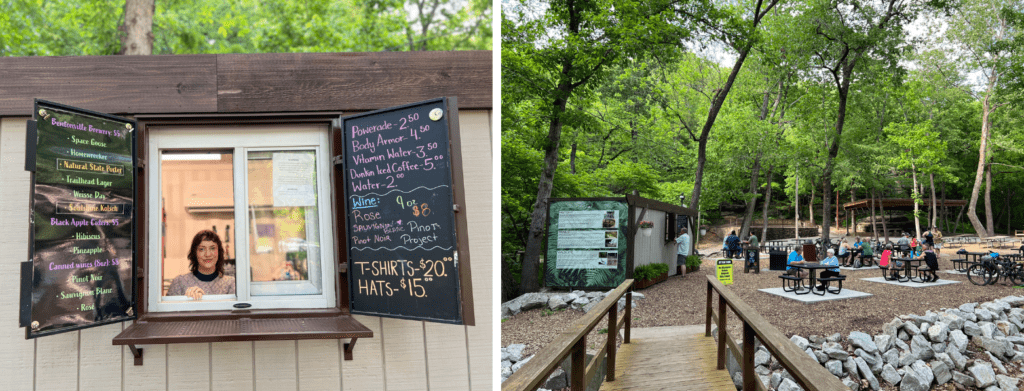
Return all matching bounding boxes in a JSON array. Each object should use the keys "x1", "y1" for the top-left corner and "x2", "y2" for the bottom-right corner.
[{"x1": 599, "y1": 325, "x2": 735, "y2": 391}]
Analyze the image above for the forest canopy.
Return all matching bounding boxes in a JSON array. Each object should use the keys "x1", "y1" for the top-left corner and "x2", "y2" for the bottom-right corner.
[{"x1": 502, "y1": 0, "x2": 1024, "y2": 292}]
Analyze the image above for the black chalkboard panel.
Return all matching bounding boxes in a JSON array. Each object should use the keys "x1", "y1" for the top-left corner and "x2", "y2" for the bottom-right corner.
[
  {"x1": 23, "y1": 100, "x2": 137, "y2": 339},
  {"x1": 341, "y1": 97, "x2": 471, "y2": 324}
]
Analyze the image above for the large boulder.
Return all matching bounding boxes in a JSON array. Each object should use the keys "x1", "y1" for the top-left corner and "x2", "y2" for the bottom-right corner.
[
  {"x1": 964, "y1": 321, "x2": 983, "y2": 337},
  {"x1": 927, "y1": 323, "x2": 949, "y2": 343},
  {"x1": 825, "y1": 359, "x2": 844, "y2": 377},
  {"x1": 880, "y1": 364, "x2": 901, "y2": 386},
  {"x1": 754, "y1": 349, "x2": 771, "y2": 367},
  {"x1": 790, "y1": 335, "x2": 809, "y2": 350},
  {"x1": 505, "y1": 344, "x2": 527, "y2": 362},
  {"x1": 874, "y1": 335, "x2": 893, "y2": 353},
  {"x1": 910, "y1": 334, "x2": 934, "y2": 361},
  {"x1": 849, "y1": 331, "x2": 880, "y2": 354},
  {"x1": 949, "y1": 330, "x2": 969, "y2": 353},
  {"x1": 547, "y1": 296, "x2": 568, "y2": 310},
  {"x1": 520, "y1": 293, "x2": 548, "y2": 311},
  {"x1": 855, "y1": 356, "x2": 880, "y2": 391},
  {"x1": 975, "y1": 336, "x2": 1008, "y2": 358},
  {"x1": 899, "y1": 370, "x2": 929, "y2": 391},
  {"x1": 951, "y1": 370, "x2": 975, "y2": 388},
  {"x1": 910, "y1": 360, "x2": 934, "y2": 387},
  {"x1": 945, "y1": 346, "x2": 967, "y2": 371},
  {"x1": 822, "y1": 342, "x2": 849, "y2": 360},
  {"x1": 777, "y1": 378, "x2": 804, "y2": 391},
  {"x1": 969, "y1": 362, "x2": 997, "y2": 388},
  {"x1": 996, "y1": 374, "x2": 1020, "y2": 391},
  {"x1": 930, "y1": 359, "x2": 952, "y2": 385},
  {"x1": 543, "y1": 367, "x2": 567, "y2": 390}
]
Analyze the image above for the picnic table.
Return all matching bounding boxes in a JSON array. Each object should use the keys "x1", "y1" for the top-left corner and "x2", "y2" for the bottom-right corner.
[
  {"x1": 789, "y1": 262, "x2": 840, "y2": 295},
  {"x1": 891, "y1": 257, "x2": 926, "y2": 283}
]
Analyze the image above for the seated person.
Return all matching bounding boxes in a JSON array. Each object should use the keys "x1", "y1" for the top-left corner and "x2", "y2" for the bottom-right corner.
[
  {"x1": 786, "y1": 249, "x2": 807, "y2": 278},
  {"x1": 896, "y1": 233, "x2": 911, "y2": 256},
  {"x1": 725, "y1": 231, "x2": 741, "y2": 259},
  {"x1": 880, "y1": 244, "x2": 900, "y2": 279},
  {"x1": 850, "y1": 237, "x2": 863, "y2": 262},
  {"x1": 167, "y1": 230, "x2": 236, "y2": 300},
  {"x1": 910, "y1": 236, "x2": 919, "y2": 256},
  {"x1": 860, "y1": 239, "x2": 875, "y2": 267},
  {"x1": 838, "y1": 240, "x2": 851, "y2": 267},
  {"x1": 915, "y1": 243, "x2": 939, "y2": 282},
  {"x1": 817, "y1": 249, "x2": 841, "y2": 291}
]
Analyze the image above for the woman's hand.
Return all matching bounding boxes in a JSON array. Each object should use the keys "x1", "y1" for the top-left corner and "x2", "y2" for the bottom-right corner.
[{"x1": 185, "y1": 286, "x2": 206, "y2": 300}]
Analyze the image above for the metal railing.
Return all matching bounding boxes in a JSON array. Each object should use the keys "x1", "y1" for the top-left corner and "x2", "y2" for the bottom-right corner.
[
  {"x1": 502, "y1": 279, "x2": 634, "y2": 391},
  {"x1": 705, "y1": 276, "x2": 846, "y2": 390}
]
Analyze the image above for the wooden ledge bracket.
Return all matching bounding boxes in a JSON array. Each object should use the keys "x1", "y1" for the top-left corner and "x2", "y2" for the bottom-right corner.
[
  {"x1": 128, "y1": 344, "x2": 143, "y2": 366},
  {"x1": 344, "y1": 338, "x2": 358, "y2": 360}
]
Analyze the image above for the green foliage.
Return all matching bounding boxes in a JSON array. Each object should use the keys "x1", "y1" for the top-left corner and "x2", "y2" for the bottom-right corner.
[
  {"x1": 633, "y1": 263, "x2": 668, "y2": 280},
  {"x1": 1, "y1": 0, "x2": 490, "y2": 56},
  {"x1": 685, "y1": 255, "x2": 702, "y2": 268}
]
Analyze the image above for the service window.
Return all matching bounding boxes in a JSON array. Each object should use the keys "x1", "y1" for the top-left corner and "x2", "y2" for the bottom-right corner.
[{"x1": 147, "y1": 125, "x2": 336, "y2": 312}]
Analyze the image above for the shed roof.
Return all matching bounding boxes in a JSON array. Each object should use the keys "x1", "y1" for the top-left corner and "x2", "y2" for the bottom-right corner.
[{"x1": 843, "y1": 198, "x2": 966, "y2": 211}]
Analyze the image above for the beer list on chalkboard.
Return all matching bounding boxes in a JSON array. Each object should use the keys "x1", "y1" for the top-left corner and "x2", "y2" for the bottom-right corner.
[
  {"x1": 25, "y1": 101, "x2": 136, "y2": 338},
  {"x1": 342, "y1": 98, "x2": 466, "y2": 324}
]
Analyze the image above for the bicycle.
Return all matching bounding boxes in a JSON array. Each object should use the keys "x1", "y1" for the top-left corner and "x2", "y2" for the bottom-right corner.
[{"x1": 966, "y1": 255, "x2": 1024, "y2": 286}]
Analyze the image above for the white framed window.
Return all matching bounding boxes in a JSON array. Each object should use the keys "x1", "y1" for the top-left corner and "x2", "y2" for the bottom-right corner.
[{"x1": 147, "y1": 125, "x2": 337, "y2": 312}]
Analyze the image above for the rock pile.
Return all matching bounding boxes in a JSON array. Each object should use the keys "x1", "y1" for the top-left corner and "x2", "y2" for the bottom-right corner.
[
  {"x1": 501, "y1": 290, "x2": 644, "y2": 319},
  {"x1": 739, "y1": 295, "x2": 1024, "y2": 391},
  {"x1": 500, "y1": 343, "x2": 565, "y2": 389}
]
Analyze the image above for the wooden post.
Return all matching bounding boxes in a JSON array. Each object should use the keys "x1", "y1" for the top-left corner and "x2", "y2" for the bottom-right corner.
[
  {"x1": 717, "y1": 293, "x2": 727, "y2": 370},
  {"x1": 705, "y1": 281, "x2": 713, "y2": 337},
  {"x1": 571, "y1": 336, "x2": 586, "y2": 391},
  {"x1": 625, "y1": 291, "x2": 632, "y2": 343},
  {"x1": 606, "y1": 302, "x2": 617, "y2": 382},
  {"x1": 743, "y1": 321, "x2": 756, "y2": 390}
]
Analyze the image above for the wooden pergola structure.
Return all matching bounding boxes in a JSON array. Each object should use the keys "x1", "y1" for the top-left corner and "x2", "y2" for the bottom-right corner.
[{"x1": 841, "y1": 198, "x2": 967, "y2": 237}]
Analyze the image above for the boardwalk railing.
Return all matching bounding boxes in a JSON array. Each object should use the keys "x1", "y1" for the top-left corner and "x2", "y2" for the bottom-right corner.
[
  {"x1": 502, "y1": 279, "x2": 634, "y2": 391},
  {"x1": 705, "y1": 276, "x2": 846, "y2": 391}
]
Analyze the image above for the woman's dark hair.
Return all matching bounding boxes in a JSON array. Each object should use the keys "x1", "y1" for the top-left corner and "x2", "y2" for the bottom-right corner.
[
  {"x1": 187, "y1": 230, "x2": 224, "y2": 276},
  {"x1": 730, "y1": 230, "x2": 736, "y2": 236}
]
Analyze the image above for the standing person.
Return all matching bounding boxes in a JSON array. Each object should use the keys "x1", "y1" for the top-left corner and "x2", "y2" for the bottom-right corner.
[
  {"x1": 924, "y1": 228, "x2": 935, "y2": 249},
  {"x1": 725, "y1": 231, "x2": 741, "y2": 259},
  {"x1": 676, "y1": 228, "x2": 691, "y2": 275},
  {"x1": 910, "y1": 236, "x2": 919, "y2": 257},
  {"x1": 932, "y1": 226, "x2": 943, "y2": 256},
  {"x1": 743, "y1": 233, "x2": 759, "y2": 271},
  {"x1": 817, "y1": 249, "x2": 841, "y2": 291}
]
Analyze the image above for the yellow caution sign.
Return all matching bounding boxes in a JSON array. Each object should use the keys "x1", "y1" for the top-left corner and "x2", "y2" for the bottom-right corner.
[{"x1": 716, "y1": 259, "x2": 733, "y2": 285}]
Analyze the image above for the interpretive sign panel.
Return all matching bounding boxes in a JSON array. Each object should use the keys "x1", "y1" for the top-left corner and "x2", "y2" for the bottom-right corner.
[
  {"x1": 23, "y1": 100, "x2": 136, "y2": 339},
  {"x1": 341, "y1": 97, "x2": 473, "y2": 325},
  {"x1": 546, "y1": 199, "x2": 628, "y2": 289}
]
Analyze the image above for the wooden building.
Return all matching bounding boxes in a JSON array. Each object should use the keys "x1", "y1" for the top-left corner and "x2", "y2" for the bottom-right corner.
[{"x1": 0, "y1": 51, "x2": 492, "y2": 390}]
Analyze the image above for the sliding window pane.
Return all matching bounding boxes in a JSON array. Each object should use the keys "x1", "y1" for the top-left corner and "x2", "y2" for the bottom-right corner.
[{"x1": 247, "y1": 150, "x2": 323, "y2": 296}]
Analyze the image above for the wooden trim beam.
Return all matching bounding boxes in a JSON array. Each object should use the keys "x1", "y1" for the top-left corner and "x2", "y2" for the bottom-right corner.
[{"x1": 0, "y1": 51, "x2": 492, "y2": 116}]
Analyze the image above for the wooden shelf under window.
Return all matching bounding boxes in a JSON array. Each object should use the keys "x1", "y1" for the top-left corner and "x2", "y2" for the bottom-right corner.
[{"x1": 112, "y1": 314, "x2": 372, "y2": 365}]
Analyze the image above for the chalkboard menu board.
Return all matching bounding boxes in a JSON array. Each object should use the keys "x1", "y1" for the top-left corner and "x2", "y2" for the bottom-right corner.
[
  {"x1": 340, "y1": 97, "x2": 473, "y2": 325},
  {"x1": 545, "y1": 199, "x2": 628, "y2": 289},
  {"x1": 22, "y1": 100, "x2": 136, "y2": 338}
]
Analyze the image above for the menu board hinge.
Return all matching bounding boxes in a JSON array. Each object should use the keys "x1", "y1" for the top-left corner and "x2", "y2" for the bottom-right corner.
[
  {"x1": 332, "y1": 155, "x2": 344, "y2": 166},
  {"x1": 453, "y1": 204, "x2": 460, "y2": 212},
  {"x1": 24, "y1": 120, "x2": 37, "y2": 172},
  {"x1": 135, "y1": 158, "x2": 146, "y2": 170}
]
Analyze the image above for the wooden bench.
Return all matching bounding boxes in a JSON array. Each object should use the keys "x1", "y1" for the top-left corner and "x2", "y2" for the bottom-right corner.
[
  {"x1": 1015, "y1": 230, "x2": 1024, "y2": 238},
  {"x1": 817, "y1": 275, "x2": 846, "y2": 295},
  {"x1": 779, "y1": 274, "x2": 804, "y2": 293}
]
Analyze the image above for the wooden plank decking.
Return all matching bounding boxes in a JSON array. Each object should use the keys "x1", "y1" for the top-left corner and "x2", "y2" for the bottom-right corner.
[{"x1": 599, "y1": 325, "x2": 735, "y2": 391}]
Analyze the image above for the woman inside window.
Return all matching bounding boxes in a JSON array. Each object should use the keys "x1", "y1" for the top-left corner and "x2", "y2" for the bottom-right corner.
[{"x1": 167, "y1": 230, "x2": 236, "y2": 300}]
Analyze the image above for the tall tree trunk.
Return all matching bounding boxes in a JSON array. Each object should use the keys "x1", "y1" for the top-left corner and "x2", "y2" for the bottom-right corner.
[
  {"x1": 870, "y1": 194, "x2": 878, "y2": 243},
  {"x1": 521, "y1": 47, "x2": 582, "y2": 293},
  {"x1": 795, "y1": 175, "x2": 800, "y2": 238},
  {"x1": 967, "y1": 89, "x2": 995, "y2": 237},
  {"x1": 120, "y1": 0, "x2": 155, "y2": 55},
  {"x1": 985, "y1": 163, "x2": 994, "y2": 236},
  {"x1": 954, "y1": 204, "x2": 966, "y2": 235},
  {"x1": 877, "y1": 189, "x2": 889, "y2": 243},
  {"x1": 911, "y1": 160, "x2": 921, "y2": 240},
  {"x1": 688, "y1": 0, "x2": 783, "y2": 213},
  {"x1": 929, "y1": 173, "x2": 937, "y2": 230},
  {"x1": 1006, "y1": 189, "x2": 1012, "y2": 235},
  {"x1": 569, "y1": 142, "x2": 577, "y2": 174},
  {"x1": 941, "y1": 182, "x2": 949, "y2": 233},
  {"x1": 761, "y1": 166, "x2": 775, "y2": 241},
  {"x1": 809, "y1": 183, "x2": 815, "y2": 229},
  {"x1": 740, "y1": 151, "x2": 764, "y2": 238}
]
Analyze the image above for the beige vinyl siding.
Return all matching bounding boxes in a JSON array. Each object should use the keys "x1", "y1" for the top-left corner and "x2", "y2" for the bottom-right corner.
[
  {"x1": 0, "y1": 111, "x2": 493, "y2": 391},
  {"x1": 632, "y1": 208, "x2": 680, "y2": 276}
]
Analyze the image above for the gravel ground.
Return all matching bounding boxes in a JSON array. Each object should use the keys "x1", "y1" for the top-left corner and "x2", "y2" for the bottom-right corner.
[{"x1": 502, "y1": 239, "x2": 1024, "y2": 361}]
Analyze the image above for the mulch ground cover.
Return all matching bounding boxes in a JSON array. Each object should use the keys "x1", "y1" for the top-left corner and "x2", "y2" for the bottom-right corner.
[{"x1": 502, "y1": 241, "x2": 1024, "y2": 361}]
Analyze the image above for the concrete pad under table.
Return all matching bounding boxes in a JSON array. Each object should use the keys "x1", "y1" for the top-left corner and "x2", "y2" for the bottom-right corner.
[
  {"x1": 860, "y1": 276, "x2": 961, "y2": 287},
  {"x1": 758, "y1": 287, "x2": 872, "y2": 303},
  {"x1": 837, "y1": 264, "x2": 883, "y2": 271},
  {"x1": 941, "y1": 270, "x2": 967, "y2": 275}
]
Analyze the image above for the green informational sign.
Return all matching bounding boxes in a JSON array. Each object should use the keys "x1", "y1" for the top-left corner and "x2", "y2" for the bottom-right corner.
[
  {"x1": 716, "y1": 259, "x2": 733, "y2": 285},
  {"x1": 545, "y1": 199, "x2": 628, "y2": 289}
]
